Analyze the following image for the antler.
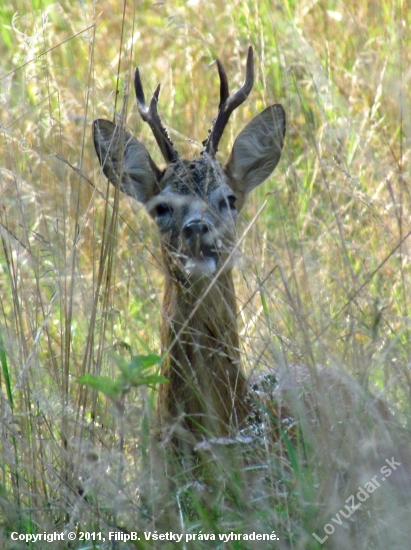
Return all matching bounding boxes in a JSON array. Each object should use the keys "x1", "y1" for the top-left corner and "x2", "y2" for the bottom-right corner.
[
  {"x1": 203, "y1": 46, "x2": 254, "y2": 156},
  {"x1": 134, "y1": 68, "x2": 179, "y2": 163}
]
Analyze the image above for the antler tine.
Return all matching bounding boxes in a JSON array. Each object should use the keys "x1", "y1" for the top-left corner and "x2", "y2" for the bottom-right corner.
[
  {"x1": 203, "y1": 46, "x2": 254, "y2": 156},
  {"x1": 134, "y1": 68, "x2": 179, "y2": 164},
  {"x1": 216, "y1": 58, "x2": 229, "y2": 107}
]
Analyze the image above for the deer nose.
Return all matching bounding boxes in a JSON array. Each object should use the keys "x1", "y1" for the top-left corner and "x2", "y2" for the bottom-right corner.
[{"x1": 182, "y1": 220, "x2": 210, "y2": 243}]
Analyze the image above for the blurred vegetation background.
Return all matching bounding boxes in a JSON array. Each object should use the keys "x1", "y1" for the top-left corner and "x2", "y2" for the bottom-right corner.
[{"x1": 0, "y1": 0, "x2": 410, "y2": 548}]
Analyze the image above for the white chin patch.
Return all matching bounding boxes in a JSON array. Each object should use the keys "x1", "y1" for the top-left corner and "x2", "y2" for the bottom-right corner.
[{"x1": 184, "y1": 257, "x2": 217, "y2": 277}]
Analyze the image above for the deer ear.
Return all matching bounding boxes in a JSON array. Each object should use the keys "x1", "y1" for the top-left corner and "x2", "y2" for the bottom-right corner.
[
  {"x1": 92, "y1": 119, "x2": 162, "y2": 204},
  {"x1": 224, "y1": 104, "x2": 285, "y2": 198}
]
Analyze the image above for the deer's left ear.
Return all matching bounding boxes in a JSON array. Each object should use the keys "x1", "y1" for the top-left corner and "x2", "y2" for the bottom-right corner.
[{"x1": 224, "y1": 104, "x2": 286, "y2": 201}]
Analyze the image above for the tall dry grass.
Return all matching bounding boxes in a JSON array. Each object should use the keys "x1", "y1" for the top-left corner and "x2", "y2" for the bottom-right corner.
[{"x1": 0, "y1": 0, "x2": 410, "y2": 548}]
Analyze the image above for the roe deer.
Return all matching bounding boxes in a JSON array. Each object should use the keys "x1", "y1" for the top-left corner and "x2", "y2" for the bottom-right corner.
[
  {"x1": 93, "y1": 47, "x2": 286, "y2": 454},
  {"x1": 92, "y1": 48, "x2": 411, "y2": 546}
]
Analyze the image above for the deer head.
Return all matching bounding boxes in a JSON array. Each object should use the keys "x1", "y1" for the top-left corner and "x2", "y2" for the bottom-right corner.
[
  {"x1": 93, "y1": 47, "x2": 285, "y2": 283},
  {"x1": 93, "y1": 47, "x2": 285, "y2": 444}
]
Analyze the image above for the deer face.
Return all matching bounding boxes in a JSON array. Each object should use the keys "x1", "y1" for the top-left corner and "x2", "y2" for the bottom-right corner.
[
  {"x1": 93, "y1": 47, "x2": 285, "y2": 282},
  {"x1": 146, "y1": 156, "x2": 239, "y2": 279}
]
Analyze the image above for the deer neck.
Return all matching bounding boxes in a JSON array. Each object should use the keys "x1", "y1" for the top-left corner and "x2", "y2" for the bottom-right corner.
[{"x1": 158, "y1": 269, "x2": 250, "y2": 439}]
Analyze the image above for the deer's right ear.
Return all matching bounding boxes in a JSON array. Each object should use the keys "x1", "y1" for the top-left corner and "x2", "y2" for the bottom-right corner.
[{"x1": 92, "y1": 119, "x2": 162, "y2": 204}]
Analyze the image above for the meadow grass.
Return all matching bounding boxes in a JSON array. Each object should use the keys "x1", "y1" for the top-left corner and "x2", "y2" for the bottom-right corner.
[{"x1": 0, "y1": 0, "x2": 410, "y2": 548}]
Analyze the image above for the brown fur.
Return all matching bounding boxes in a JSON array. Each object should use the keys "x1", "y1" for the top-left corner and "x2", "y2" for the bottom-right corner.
[{"x1": 158, "y1": 269, "x2": 250, "y2": 440}]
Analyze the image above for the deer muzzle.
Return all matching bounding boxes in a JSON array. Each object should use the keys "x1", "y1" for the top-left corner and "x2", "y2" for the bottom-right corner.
[{"x1": 181, "y1": 219, "x2": 220, "y2": 275}]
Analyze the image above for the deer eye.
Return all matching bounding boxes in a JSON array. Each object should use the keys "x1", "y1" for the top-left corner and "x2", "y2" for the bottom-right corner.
[
  {"x1": 155, "y1": 203, "x2": 173, "y2": 217},
  {"x1": 219, "y1": 195, "x2": 237, "y2": 212},
  {"x1": 228, "y1": 195, "x2": 237, "y2": 209}
]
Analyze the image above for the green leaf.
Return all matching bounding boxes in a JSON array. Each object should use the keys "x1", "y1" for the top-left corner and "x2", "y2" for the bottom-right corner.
[
  {"x1": 77, "y1": 374, "x2": 127, "y2": 399},
  {"x1": 127, "y1": 353, "x2": 165, "y2": 387},
  {"x1": 0, "y1": 330, "x2": 12, "y2": 408},
  {"x1": 129, "y1": 373, "x2": 169, "y2": 388},
  {"x1": 129, "y1": 353, "x2": 161, "y2": 370}
]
